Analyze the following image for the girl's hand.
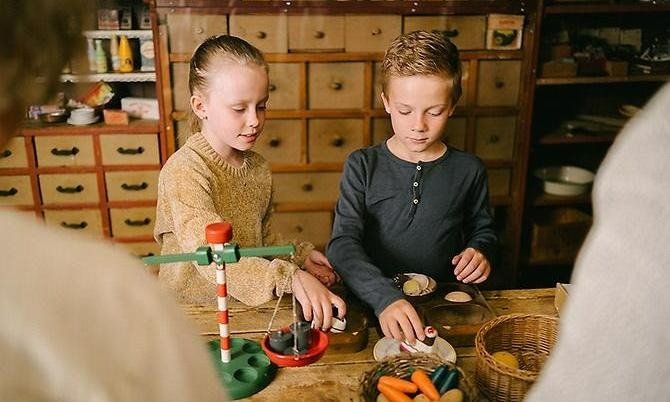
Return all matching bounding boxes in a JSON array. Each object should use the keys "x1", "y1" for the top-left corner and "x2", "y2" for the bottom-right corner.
[
  {"x1": 302, "y1": 250, "x2": 340, "y2": 287},
  {"x1": 378, "y1": 299, "x2": 424, "y2": 343},
  {"x1": 292, "y1": 270, "x2": 346, "y2": 330},
  {"x1": 452, "y1": 247, "x2": 491, "y2": 284}
]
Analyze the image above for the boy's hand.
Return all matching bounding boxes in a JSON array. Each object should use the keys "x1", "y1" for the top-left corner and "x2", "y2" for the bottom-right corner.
[
  {"x1": 292, "y1": 269, "x2": 346, "y2": 331},
  {"x1": 303, "y1": 250, "x2": 340, "y2": 287},
  {"x1": 378, "y1": 299, "x2": 425, "y2": 344},
  {"x1": 452, "y1": 247, "x2": 491, "y2": 284}
]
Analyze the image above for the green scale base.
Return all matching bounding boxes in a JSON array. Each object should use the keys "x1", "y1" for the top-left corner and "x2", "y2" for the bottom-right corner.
[{"x1": 208, "y1": 338, "x2": 277, "y2": 400}]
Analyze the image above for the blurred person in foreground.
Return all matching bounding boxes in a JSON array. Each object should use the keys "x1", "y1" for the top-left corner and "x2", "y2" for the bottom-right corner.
[
  {"x1": 527, "y1": 83, "x2": 670, "y2": 401},
  {"x1": 0, "y1": 2, "x2": 228, "y2": 400}
]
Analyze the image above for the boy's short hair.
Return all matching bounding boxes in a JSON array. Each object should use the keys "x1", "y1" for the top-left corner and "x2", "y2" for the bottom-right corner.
[{"x1": 381, "y1": 30, "x2": 462, "y2": 106}]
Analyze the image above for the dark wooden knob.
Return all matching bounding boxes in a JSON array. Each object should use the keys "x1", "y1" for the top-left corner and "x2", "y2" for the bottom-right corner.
[
  {"x1": 494, "y1": 79, "x2": 505, "y2": 89},
  {"x1": 268, "y1": 83, "x2": 277, "y2": 92},
  {"x1": 302, "y1": 183, "x2": 313, "y2": 192},
  {"x1": 331, "y1": 136, "x2": 344, "y2": 147},
  {"x1": 268, "y1": 137, "x2": 281, "y2": 147},
  {"x1": 256, "y1": 31, "x2": 267, "y2": 39},
  {"x1": 330, "y1": 81, "x2": 343, "y2": 90},
  {"x1": 313, "y1": 31, "x2": 325, "y2": 39},
  {"x1": 371, "y1": 28, "x2": 382, "y2": 36},
  {"x1": 489, "y1": 135, "x2": 500, "y2": 144}
]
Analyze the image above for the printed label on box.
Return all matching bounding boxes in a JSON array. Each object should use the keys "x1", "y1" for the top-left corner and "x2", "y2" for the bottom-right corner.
[{"x1": 486, "y1": 14, "x2": 524, "y2": 50}]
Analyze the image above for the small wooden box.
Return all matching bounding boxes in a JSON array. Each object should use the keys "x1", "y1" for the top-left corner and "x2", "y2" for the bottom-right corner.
[{"x1": 529, "y1": 207, "x2": 592, "y2": 263}]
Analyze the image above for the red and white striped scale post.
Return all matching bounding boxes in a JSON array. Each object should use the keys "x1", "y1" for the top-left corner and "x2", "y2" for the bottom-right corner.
[{"x1": 205, "y1": 222, "x2": 233, "y2": 363}]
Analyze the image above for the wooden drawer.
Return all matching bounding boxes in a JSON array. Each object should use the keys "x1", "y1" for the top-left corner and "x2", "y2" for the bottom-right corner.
[
  {"x1": 43, "y1": 209, "x2": 103, "y2": 238},
  {"x1": 475, "y1": 116, "x2": 516, "y2": 160},
  {"x1": 308, "y1": 119, "x2": 364, "y2": 163},
  {"x1": 268, "y1": 63, "x2": 301, "y2": 110},
  {"x1": 0, "y1": 137, "x2": 28, "y2": 168},
  {"x1": 459, "y1": 61, "x2": 470, "y2": 107},
  {"x1": 105, "y1": 170, "x2": 159, "y2": 202},
  {"x1": 273, "y1": 211, "x2": 333, "y2": 248},
  {"x1": 34, "y1": 136, "x2": 94, "y2": 167},
  {"x1": 0, "y1": 175, "x2": 33, "y2": 206},
  {"x1": 273, "y1": 172, "x2": 341, "y2": 204},
  {"x1": 109, "y1": 207, "x2": 156, "y2": 237},
  {"x1": 255, "y1": 120, "x2": 302, "y2": 164},
  {"x1": 99, "y1": 134, "x2": 160, "y2": 165},
  {"x1": 476, "y1": 60, "x2": 522, "y2": 106},
  {"x1": 373, "y1": 62, "x2": 384, "y2": 109},
  {"x1": 229, "y1": 15, "x2": 288, "y2": 53},
  {"x1": 171, "y1": 62, "x2": 190, "y2": 112},
  {"x1": 345, "y1": 15, "x2": 401, "y2": 53},
  {"x1": 487, "y1": 168, "x2": 511, "y2": 197},
  {"x1": 176, "y1": 119, "x2": 189, "y2": 149},
  {"x1": 372, "y1": 117, "x2": 393, "y2": 145},
  {"x1": 39, "y1": 173, "x2": 99, "y2": 204},
  {"x1": 308, "y1": 62, "x2": 365, "y2": 109},
  {"x1": 166, "y1": 13, "x2": 228, "y2": 54},
  {"x1": 444, "y1": 117, "x2": 467, "y2": 150},
  {"x1": 288, "y1": 16, "x2": 344, "y2": 51},
  {"x1": 403, "y1": 15, "x2": 486, "y2": 50}
]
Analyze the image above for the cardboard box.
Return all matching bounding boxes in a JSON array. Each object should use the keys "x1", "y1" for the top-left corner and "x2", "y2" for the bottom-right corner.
[
  {"x1": 140, "y1": 38, "x2": 155, "y2": 72},
  {"x1": 103, "y1": 109, "x2": 129, "y2": 125},
  {"x1": 97, "y1": 9, "x2": 120, "y2": 30},
  {"x1": 486, "y1": 14, "x2": 524, "y2": 50},
  {"x1": 555, "y1": 282, "x2": 571, "y2": 316},
  {"x1": 121, "y1": 97, "x2": 159, "y2": 120}
]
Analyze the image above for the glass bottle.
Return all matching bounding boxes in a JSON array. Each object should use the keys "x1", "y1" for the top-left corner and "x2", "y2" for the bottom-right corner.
[
  {"x1": 87, "y1": 38, "x2": 96, "y2": 73},
  {"x1": 118, "y1": 35, "x2": 134, "y2": 73},
  {"x1": 95, "y1": 39, "x2": 108, "y2": 73},
  {"x1": 110, "y1": 34, "x2": 120, "y2": 72}
]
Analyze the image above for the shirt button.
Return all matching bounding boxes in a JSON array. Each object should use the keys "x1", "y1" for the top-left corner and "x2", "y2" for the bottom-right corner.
[
  {"x1": 413, "y1": 199, "x2": 419, "y2": 204},
  {"x1": 413, "y1": 181, "x2": 419, "y2": 187},
  {"x1": 416, "y1": 165, "x2": 422, "y2": 171}
]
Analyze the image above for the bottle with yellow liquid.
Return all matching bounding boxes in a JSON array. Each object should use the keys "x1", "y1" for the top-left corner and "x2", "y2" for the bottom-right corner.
[{"x1": 118, "y1": 35, "x2": 134, "y2": 73}]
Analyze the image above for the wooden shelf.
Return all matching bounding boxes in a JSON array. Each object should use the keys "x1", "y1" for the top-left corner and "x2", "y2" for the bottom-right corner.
[
  {"x1": 83, "y1": 30, "x2": 153, "y2": 40},
  {"x1": 20, "y1": 118, "x2": 160, "y2": 135},
  {"x1": 536, "y1": 74, "x2": 670, "y2": 86},
  {"x1": 61, "y1": 72, "x2": 156, "y2": 83},
  {"x1": 538, "y1": 131, "x2": 616, "y2": 144},
  {"x1": 530, "y1": 191, "x2": 592, "y2": 207},
  {"x1": 544, "y1": 2, "x2": 670, "y2": 14}
]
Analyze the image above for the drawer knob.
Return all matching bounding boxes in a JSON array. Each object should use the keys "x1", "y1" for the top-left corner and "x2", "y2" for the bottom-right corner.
[
  {"x1": 302, "y1": 183, "x2": 313, "y2": 192},
  {"x1": 121, "y1": 182, "x2": 149, "y2": 191},
  {"x1": 313, "y1": 31, "x2": 325, "y2": 39},
  {"x1": 294, "y1": 225, "x2": 304, "y2": 233},
  {"x1": 489, "y1": 135, "x2": 500, "y2": 144},
  {"x1": 268, "y1": 83, "x2": 277, "y2": 92},
  {"x1": 117, "y1": 146, "x2": 145, "y2": 155},
  {"x1": 0, "y1": 149, "x2": 11, "y2": 158},
  {"x1": 371, "y1": 28, "x2": 382, "y2": 36},
  {"x1": 125, "y1": 217, "x2": 152, "y2": 227},
  {"x1": 0, "y1": 187, "x2": 18, "y2": 197},
  {"x1": 442, "y1": 29, "x2": 459, "y2": 38},
  {"x1": 268, "y1": 137, "x2": 281, "y2": 147},
  {"x1": 51, "y1": 147, "x2": 79, "y2": 156},
  {"x1": 56, "y1": 184, "x2": 84, "y2": 194},
  {"x1": 330, "y1": 81, "x2": 343, "y2": 91},
  {"x1": 195, "y1": 27, "x2": 204, "y2": 34},
  {"x1": 331, "y1": 136, "x2": 344, "y2": 147},
  {"x1": 494, "y1": 79, "x2": 505, "y2": 89},
  {"x1": 61, "y1": 221, "x2": 87, "y2": 230},
  {"x1": 256, "y1": 31, "x2": 267, "y2": 39}
]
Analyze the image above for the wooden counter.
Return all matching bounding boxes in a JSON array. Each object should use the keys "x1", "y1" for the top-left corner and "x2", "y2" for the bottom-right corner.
[{"x1": 182, "y1": 288, "x2": 557, "y2": 401}]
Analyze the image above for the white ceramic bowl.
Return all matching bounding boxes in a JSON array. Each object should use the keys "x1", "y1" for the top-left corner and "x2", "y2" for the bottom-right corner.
[{"x1": 534, "y1": 166, "x2": 595, "y2": 196}]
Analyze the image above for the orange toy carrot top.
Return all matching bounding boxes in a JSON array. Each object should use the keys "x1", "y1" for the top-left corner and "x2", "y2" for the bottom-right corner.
[
  {"x1": 411, "y1": 369, "x2": 440, "y2": 401},
  {"x1": 377, "y1": 383, "x2": 413, "y2": 402},
  {"x1": 378, "y1": 375, "x2": 419, "y2": 394}
]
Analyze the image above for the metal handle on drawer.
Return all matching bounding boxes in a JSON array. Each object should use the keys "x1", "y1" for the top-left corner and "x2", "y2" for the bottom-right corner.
[
  {"x1": 121, "y1": 182, "x2": 149, "y2": 191},
  {"x1": 494, "y1": 79, "x2": 505, "y2": 89},
  {"x1": 489, "y1": 135, "x2": 500, "y2": 144},
  {"x1": 56, "y1": 184, "x2": 84, "y2": 194},
  {"x1": 268, "y1": 137, "x2": 281, "y2": 148},
  {"x1": 330, "y1": 81, "x2": 343, "y2": 90},
  {"x1": 313, "y1": 31, "x2": 325, "y2": 39},
  {"x1": 442, "y1": 29, "x2": 459, "y2": 38},
  {"x1": 51, "y1": 147, "x2": 79, "y2": 156},
  {"x1": 117, "y1": 146, "x2": 145, "y2": 155},
  {"x1": 268, "y1": 83, "x2": 277, "y2": 92},
  {"x1": 0, "y1": 187, "x2": 18, "y2": 197},
  {"x1": 302, "y1": 183, "x2": 313, "y2": 192},
  {"x1": 124, "y1": 217, "x2": 152, "y2": 226},
  {"x1": 61, "y1": 221, "x2": 87, "y2": 229},
  {"x1": 331, "y1": 136, "x2": 344, "y2": 147},
  {"x1": 371, "y1": 28, "x2": 382, "y2": 36},
  {"x1": 0, "y1": 149, "x2": 11, "y2": 158},
  {"x1": 256, "y1": 31, "x2": 267, "y2": 39}
]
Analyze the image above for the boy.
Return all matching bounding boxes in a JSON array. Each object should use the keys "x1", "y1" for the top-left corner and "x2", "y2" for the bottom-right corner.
[{"x1": 327, "y1": 31, "x2": 497, "y2": 343}]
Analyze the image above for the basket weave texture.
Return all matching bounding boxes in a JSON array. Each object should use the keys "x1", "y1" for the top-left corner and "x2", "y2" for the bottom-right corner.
[
  {"x1": 475, "y1": 313, "x2": 558, "y2": 402},
  {"x1": 359, "y1": 353, "x2": 476, "y2": 402}
]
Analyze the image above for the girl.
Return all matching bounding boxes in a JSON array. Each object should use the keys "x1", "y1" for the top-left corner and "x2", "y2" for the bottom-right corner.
[{"x1": 154, "y1": 35, "x2": 344, "y2": 329}]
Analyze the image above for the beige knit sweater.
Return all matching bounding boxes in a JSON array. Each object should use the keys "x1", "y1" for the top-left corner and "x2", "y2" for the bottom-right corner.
[{"x1": 154, "y1": 133, "x2": 313, "y2": 305}]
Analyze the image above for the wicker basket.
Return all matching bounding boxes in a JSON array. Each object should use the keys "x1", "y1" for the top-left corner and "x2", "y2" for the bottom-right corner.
[
  {"x1": 359, "y1": 353, "x2": 477, "y2": 402},
  {"x1": 475, "y1": 314, "x2": 558, "y2": 402}
]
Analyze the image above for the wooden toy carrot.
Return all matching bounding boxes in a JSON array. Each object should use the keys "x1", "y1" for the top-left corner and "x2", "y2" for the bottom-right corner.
[
  {"x1": 378, "y1": 375, "x2": 418, "y2": 394},
  {"x1": 377, "y1": 383, "x2": 413, "y2": 402},
  {"x1": 411, "y1": 369, "x2": 440, "y2": 401}
]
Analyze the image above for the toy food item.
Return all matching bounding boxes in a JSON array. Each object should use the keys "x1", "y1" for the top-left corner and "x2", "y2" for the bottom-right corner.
[
  {"x1": 444, "y1": 291, "x2": 472, "y2": 303},
  {"x1": 492, "y1": 350, "x2": 519, "y2": 369},
  {"x1": 439, "y1": 388, "x2": 463, "y2": 402},
  {"x1": 377, "y1": 383, "x2": 413, "y2": 402},
  {"x1": 414, "y1": 394, "x2": 431, "y2": 402},
  {"x1": 403, "y1": 278, "x2": 421, "y2": 295},
  {"x1": 378, "y1": 376, "x2": 418, "y2": 394},
  {"x1": 411, "y1": 369, "x2": 440, "y2": 401},
  {"x1": 400, "y1": 326, "x2": 437, "y2": 354},
  {"x1": 377, "y1": 393, "x2": 390, "y2": 402}
]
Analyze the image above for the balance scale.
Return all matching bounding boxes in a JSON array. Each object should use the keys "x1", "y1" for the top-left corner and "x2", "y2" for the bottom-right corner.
[{"x1": 143, "y1": 222, "x2": 329, "y2": 399}]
